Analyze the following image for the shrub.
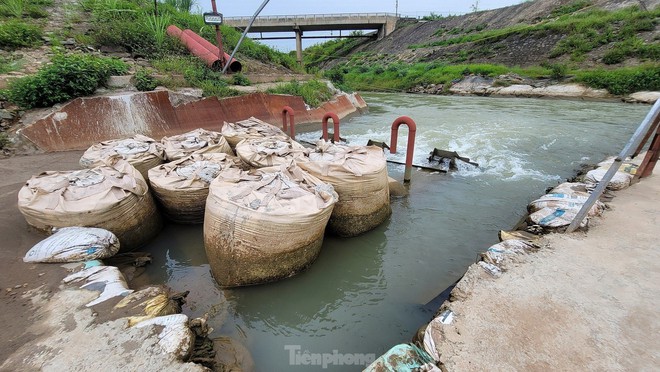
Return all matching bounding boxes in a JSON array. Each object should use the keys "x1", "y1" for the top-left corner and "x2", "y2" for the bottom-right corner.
[
  {"x1": 7, "y1": 53, "x2": 129, "y2": 108},
  {"x1": 575, "y1": 65, "x2": 660, "y2": 95},
  {"x1": 0, "y1": 20, "x2": 42, "y2": 49},
  {"x1": 231, "y1": 72, "x2": 250, "y2": 86},
  {"x1": 134, "y1": 69, "x2": 158, "y2": 91},
  {"x1": 0, "y1": 132, "x2": 10, "y2": 150},
  {"x1": 266, "y1": 80, "x2": 333, "y2": 107}
]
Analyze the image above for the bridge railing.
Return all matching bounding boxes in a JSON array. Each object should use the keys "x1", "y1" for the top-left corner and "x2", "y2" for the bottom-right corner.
[{"x1": 224, "y1": 13, "x2": 398, "y2": 22}]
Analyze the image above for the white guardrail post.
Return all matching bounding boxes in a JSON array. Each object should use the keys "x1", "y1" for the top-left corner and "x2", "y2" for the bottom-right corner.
[{"x1": 566, "y1": 99, "x2": 660, "y2": 232}]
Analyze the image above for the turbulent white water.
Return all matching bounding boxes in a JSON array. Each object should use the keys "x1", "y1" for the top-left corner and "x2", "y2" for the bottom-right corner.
[{"x1": 138, "y1": 93, "x2": 650, "y2": 371}]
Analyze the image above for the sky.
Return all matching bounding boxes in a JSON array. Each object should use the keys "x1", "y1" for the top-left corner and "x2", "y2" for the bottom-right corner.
[{"x1": 198, "y1": 0, "x2": 524, "y2": 51}]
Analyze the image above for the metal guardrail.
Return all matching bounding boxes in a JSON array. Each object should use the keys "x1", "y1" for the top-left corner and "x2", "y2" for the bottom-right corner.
[
  {"x1": 566, "y1": 99, "x2": 660, "y2": 232},
  {"x1": 224, "y1": 13, "x2": 397, "y2": 22}
]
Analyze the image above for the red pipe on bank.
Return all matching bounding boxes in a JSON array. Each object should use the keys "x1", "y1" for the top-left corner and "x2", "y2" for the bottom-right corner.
[
  {"x1": 182, "y1": 29, "x2": 242, "y2": 73},
  {"x1": 390, "y1": 116, "x2": 417, "y2": 183},
  {"x1": 282, "y1": 106, "x2": 295, "y2": 139},
  {"x1": 166, "y1": 25, "x2": 242, "y2": 72},
  {"x1": 322, "y1": 112, "x2": 340, "y2": 143}
]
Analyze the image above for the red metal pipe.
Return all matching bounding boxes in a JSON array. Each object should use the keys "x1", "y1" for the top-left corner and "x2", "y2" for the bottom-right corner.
[
  {"x1": 182, "y1": 29, "x2": 242, "y2": 73},
  {"x1": 167, "y1": 25, "x2": 220, "y2": 69},
  {"x1": 322, "y1": 112, "x2": 340, "y2": 142},
  {"x1": 390, "y1": 116, "x2": 417, "y2": 183},
  {"x1": 282, "y1": 106, "x2": 295, "y2": 139}
]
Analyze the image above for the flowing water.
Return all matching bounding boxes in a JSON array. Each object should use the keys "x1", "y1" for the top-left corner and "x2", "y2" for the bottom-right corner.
[{"x1": 134, "y1": 93, "x2": 649, "y2": 371}]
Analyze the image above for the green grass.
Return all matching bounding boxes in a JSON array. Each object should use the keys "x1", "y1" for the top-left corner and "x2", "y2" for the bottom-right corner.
[
  {"x1": 410, "y1": 5, "x2": 659, "y2": 64},
  {"x1": 267, "y1": 80, "x2": 334, "y2": 107},
  {"x1": 574, "y1": 64, "x2": 660, "y2": 95},
  {"x1": 7, "y1": 53, "x2": 129, "y2": 108},
  {"x1": 0, "y1": 19, "x2": 42, "y2": 49},
  {"x1": 0, "y1": 55, "x2": 23, "y2": 73}
]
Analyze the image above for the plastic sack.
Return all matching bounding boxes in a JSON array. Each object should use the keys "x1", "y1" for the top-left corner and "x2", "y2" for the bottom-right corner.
[
  {"x1": 115, "y1": 287, "x2": 188, "y2": 326},
  {"x1": 297, "y1": 141, "x2": 391, "y2": 237},
  {"x1": 23, "y1": 227, "x2": 120, "y2": 263},
  {"x1": 365, "y1": 344, "x2": 436, "y2": 372},
  {"x1": 235, "y1": 136, "x2": 308, "y2": 168},
  {"x1": 550, "y1": 182, "x2": 592, "y2": 197},
  {"x1": 204, "y1": 161, "x2": 337, "y2": 287},
  {"x1": 148, "y1": 153, "x2": 243, "y2": 224},
  {"x1": 134, "y1": 314, "x2": 194, "y2": 361},
  {"x1": 63, "y1": 265, "x2": 133, "y2": 307},
  {"x1": 79, "y1": 134, "x2": 165, "y2": 181},
  {"x1": 481, "y1": 239, "x2": 539, "y2": 268},
  {"x1": 18, "y1": 160, "x2": 162, "y2": 251},
  {"x1": 528, "y1": 193, "x2": 604, "y2": 217},
  {"x1": 161, "y1": 128, "x2": 234, "y2": 161},
  {"x1": 585, "y1": 168, "x2": 633, "y2": 190},
  {"x1": 528, "y1": 206, "x2": 587, "y2": 229},
  {"x1": 597, "y1": 156, "x2": 639, "y2": 175},
  {"x1": 221, "y1": 116, "x2": 288, "y2": 148}
]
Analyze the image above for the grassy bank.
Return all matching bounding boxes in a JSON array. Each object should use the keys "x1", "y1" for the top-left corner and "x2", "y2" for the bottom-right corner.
[{"x1": 322, "y1": 59, "x2": 660, "y2": 96}]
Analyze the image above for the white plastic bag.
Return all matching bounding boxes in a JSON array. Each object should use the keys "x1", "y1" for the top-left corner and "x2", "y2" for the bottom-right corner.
[
  {"x1": 63, "y1": 265, "x2": 133, "y2": 307},
  {"x1": 23, "y1": 227, "x2": 120, "y2": 263},
  {"x1": 134, "y1": 314, "x2": 194, "y2": 360}
]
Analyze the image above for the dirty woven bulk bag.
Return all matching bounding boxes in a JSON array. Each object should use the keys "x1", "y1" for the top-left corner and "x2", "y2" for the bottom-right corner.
[
  {"x1": 161, "y1": 128, "x2": 234, "y2": 161},
  {"x1": 79, "y1": 134, "x2": 165, "y2": 180},
  {"x1": 528, "y1": 193, "x2": 604, "y2": 217},
  {"x1": 221, "y1": 116, "x2": 288, "y2": 148},
  {"x1": 236, "y1": 136, "x2": 308, "y2": 168},
  {"x1": 148, "y1": 153, "x2": 243, "y2": 224},
  {"x1": 204, "y1": 162, "x2": 338, "y2": 287},
  {"x1": 24, "y1": 226, "x2": 120, "y2": 263},
  {"x1": 585, "y1": 168, "x2": 633, "y2": 190},
  {"x1": 134, "y1": 314, "x2": 194, "y2": 361},
  {"x1": 297, "y1": 140, "x2": 391, "y2": 237},
  {"x1": 18, "y1": 160, "x2": 162, "y2": 251}
]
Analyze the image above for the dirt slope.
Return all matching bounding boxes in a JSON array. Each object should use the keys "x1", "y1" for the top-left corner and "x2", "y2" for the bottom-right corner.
[{"x1": 340, "y1": 0, "x2": 659, "y2": 68}]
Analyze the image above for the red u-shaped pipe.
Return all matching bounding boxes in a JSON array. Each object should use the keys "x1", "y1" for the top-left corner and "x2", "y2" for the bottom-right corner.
[
  {"x1": 390, "y1": 116, "x2": 417, "y2": 183},
  {"x1": 322, "y1": 112, "x2": 340, "y2": 142},
  {"x1": 282, "y1": 106, "x2": 295, "y2": 139}
]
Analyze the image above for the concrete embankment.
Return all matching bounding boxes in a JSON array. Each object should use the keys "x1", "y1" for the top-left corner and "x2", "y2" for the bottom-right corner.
[
  {"x1": 424, "y1": 173, "x2": 660, "y2": 370},
  {"x1": 15, "y1": 90, "x2": 367, "y2": 152}
]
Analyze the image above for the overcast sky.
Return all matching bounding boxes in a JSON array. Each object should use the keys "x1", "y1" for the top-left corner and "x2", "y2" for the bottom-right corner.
[{"x1": 198, "y1": 0, "x2": 525, "y2": 51}]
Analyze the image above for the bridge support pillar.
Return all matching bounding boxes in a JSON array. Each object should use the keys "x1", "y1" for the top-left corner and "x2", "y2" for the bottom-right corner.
[{"x1": 294, "y1": 26, "x2": 303, "y2": 67}]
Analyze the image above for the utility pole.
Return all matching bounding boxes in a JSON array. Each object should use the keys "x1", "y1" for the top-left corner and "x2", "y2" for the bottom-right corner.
[{"x1": 395, "y1": 0, "x2": 398, "y2": 16}]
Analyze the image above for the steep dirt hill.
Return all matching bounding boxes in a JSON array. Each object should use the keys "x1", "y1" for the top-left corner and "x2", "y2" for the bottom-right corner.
[{"x1": 333, "y1": 0, "x2": 659, "y2": 68}]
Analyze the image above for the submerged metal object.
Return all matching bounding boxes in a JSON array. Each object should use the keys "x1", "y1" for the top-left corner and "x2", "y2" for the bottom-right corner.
[{"x1": 428, "y1": 148, "x2": 479, "y2": 170}]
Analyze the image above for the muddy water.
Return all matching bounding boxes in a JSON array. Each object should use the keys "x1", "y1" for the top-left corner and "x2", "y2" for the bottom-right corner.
[{"x1": 134, "y1": 93, "x2": 649, "y2": 371}]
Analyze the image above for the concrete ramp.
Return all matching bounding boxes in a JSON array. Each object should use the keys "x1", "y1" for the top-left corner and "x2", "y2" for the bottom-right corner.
[{"x1": 18, "y1": 90, "x2": 367, "y2": 152}]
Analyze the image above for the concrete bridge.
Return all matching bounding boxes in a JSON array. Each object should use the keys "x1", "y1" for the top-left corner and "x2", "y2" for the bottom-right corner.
[{"x1": 224, "y1": 13, "x2": 398, "y2": 65}]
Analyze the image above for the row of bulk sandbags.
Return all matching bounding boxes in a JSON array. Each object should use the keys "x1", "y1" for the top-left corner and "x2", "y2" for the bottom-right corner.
[{"x1": 18, "y1": 118, "x2": 394, "y2": 288}]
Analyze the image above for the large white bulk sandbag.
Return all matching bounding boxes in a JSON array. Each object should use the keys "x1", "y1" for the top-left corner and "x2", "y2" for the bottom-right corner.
[
  {"x1": 18, "y1": 160, "x2": 162, "y2": 251},
  {"x1": 23, "y1": 227, "x2": 120, "y2": 263},
  {"x1": 297, "y1": 141, "x2": 391, "y2": 237},
  {"x1": 161, "y1": 128, "x2": 234, "y2": 161},
  {"x1": 235, "y1": 136, "x2": 308, "y2": 168},
  {"x1": 528, "y1": 193, "x2": 604, "y2": 217},
  {"x1": 597, "y1": 156, "x2": 639, "y2": 175},
  {"x1": 221, "y1": 116, "x2": 288, "y2": 148},
  {"x1": 148, "y1": 153, "x2": 243, "y2": 224},
  {"x1": 79, "y1": 134, "x2": 165, "y2": 180},
  {"x1": 204, "y1": 162, "x2": 338, "y2": 287},
  {"x1": 134, "y1": 314, "x2": 194, "y2": 361},
  {"x1": 585, "y1": 168, "x2": 633, "y2": 190}
]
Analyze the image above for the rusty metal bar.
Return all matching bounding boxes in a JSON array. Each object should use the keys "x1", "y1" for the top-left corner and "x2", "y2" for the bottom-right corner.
[
  {"x1": 210, "y1": 0, "x2": 225, "y2": 69},
  {"x1": 282, "y1": 106, "x2": 295, "y2": 139},
  {"x1": 566, "y1": 99, "x2": 660, "y2": 232},
  {"x1": 632, "y1": 113, "x2": 660, "y2": 158},
  {"x1": 635, "y1": 131, "x2": 660, "y2": 180},
  {"x1": 390, "y1": 116, "x2": 417, "y2": 183},
  {"x1": 322, "y1": 112, "x2": 340, "y2": 142}
]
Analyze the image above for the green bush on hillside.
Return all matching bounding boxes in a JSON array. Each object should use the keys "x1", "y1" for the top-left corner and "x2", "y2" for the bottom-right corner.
[
  {"x1": 0, "y1": 20, "x2": 42, "y2": 49},
  {"x1": 574, "y1": 65, "x2": 660, "y2": 95},
  {"x1": 267, "y1": 80, "x2": 333, "y2": 107},
  {"x1": 7, "y1": 53, "x2": 129, "y2": 108}
]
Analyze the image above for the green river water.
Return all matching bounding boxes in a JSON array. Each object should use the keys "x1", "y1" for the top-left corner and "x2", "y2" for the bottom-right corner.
[{"x1": 136, "y1": 93, "x2": 650, "y2": 371}]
